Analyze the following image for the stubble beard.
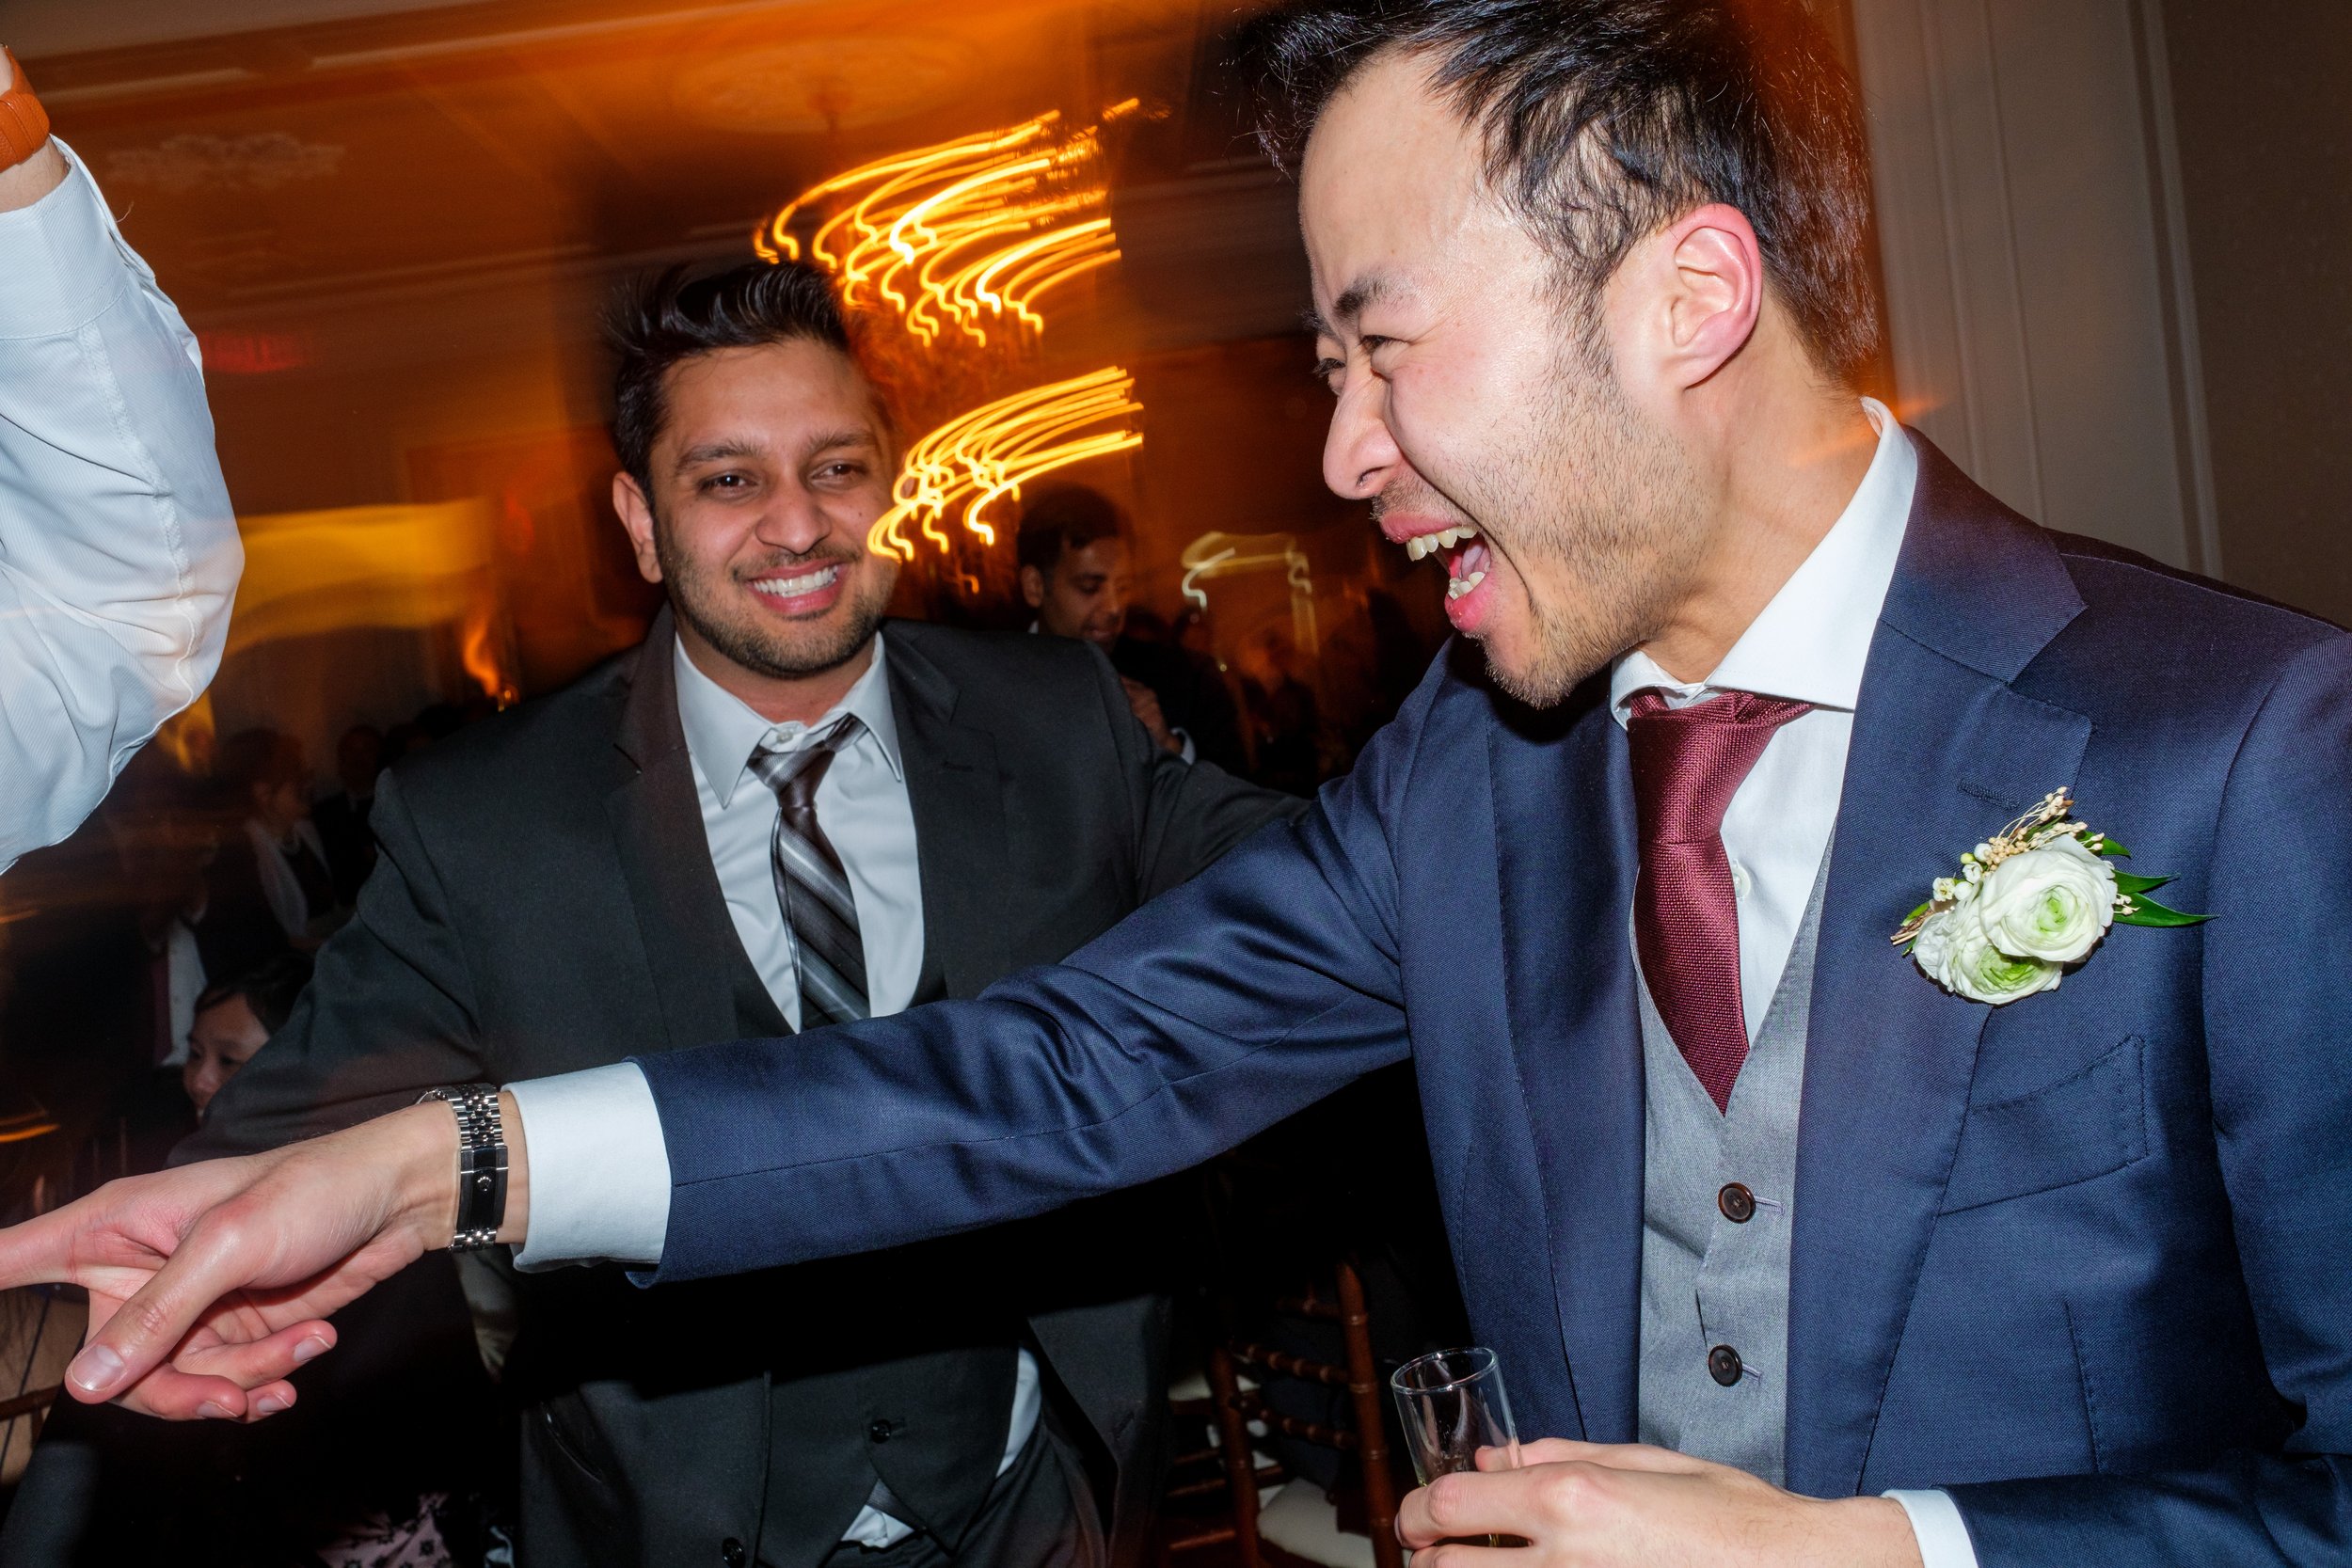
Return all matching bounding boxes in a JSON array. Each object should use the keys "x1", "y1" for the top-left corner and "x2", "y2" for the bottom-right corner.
[
  {"x1": 656, "y1": 522, "x2": 894, "y2": 682},
  {"x1": 1479, "y1": 324, "x2": 1711, "y2": 708}
]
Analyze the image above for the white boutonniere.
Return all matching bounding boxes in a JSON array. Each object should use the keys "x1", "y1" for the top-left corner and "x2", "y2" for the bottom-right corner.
[{"x1": 1891, "y1": 789, "x2": 2208, "y2": 1005}]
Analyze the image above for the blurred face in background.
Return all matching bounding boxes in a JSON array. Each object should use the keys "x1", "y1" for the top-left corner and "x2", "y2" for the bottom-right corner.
[
  {"x1": 615, "y1": 339, "x2": 900, "y2": 686},
  {"x1": 1302, "y1": 50, "x2": 1710, "y2": 706},
  {"x1": 183, "y1": 994, "x2": 268, "y2": 1117},
  {"x1": 1025, "y1": 536, "x2": 1134, "y2": 648},
  {"x1": 336, "y1": 727, "x2": 382, "y2": 798},
  {"x1": 252, "y1": 770, "x2": 310, "y2": 839}
]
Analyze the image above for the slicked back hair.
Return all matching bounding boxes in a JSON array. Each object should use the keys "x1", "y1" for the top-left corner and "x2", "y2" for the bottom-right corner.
[
  {"x1": 609, "y1": 261, "x2": 860, "y2": 495},
  {"x1": 1241, "y1": 0, "x2": 1880, "y2": 386}
]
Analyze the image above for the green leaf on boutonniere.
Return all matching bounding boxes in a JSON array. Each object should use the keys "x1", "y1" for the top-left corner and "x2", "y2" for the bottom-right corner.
[
  {"x1": 2116, "y1": 892, "x2": 2211, "y2": 927},
  {"x1": 2112, "y1": 870, "x2": 2172, "y2": 896},
  {"x1": 2090, "y1": 836, "x2": 2131, "y2": 859}
]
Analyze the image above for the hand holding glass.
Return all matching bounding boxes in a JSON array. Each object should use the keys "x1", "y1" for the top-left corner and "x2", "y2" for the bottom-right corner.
[{"x1": 1390, "y1": 1346, "x2": 1526, "y2": 1546}]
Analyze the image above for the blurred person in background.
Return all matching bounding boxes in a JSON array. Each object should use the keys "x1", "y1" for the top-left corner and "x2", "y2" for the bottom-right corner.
[
  {"x1": 1017, "y1": 486, "x2": 1249, "y2": 774},
  {"x1": 379, "y1": 719, "x2": 430, "y2": 771},
  {"x1": 0, "y1": 45, "x2": 241, "y2": 874},
  {"x1": 314, "y1": 723, "x2": 385, "y2": 906},
  {"x1": 183, "y1": 952, "x2": 315, "y2": 1121},
  {"x1": 201, "y1": 728, "x2": 344, "y2": 981},
  {"x1": 1232, "y1": 626, "x2": 1331, "y2": 797},
  {"x1": 174, "y1": 260, "x2": 1299, "y2": 1568}
]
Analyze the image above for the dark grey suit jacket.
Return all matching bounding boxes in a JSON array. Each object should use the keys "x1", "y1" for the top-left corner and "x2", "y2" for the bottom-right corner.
[{"x1": 187, "y1": 611, "x2": 1300, "y2": 1568}]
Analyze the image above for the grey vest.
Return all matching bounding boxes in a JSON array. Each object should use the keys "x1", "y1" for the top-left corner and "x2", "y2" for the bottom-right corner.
[{"x1": 1635, "y1": 849, "x2": 1832, "y2": 1486}]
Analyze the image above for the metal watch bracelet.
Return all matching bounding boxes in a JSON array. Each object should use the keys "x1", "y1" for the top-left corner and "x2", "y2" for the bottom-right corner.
[{"x1": 416, "y1": 1083, "x2": 509, "y2": 1251}]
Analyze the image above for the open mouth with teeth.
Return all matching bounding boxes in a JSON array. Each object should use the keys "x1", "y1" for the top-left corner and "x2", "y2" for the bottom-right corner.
[
  {"x1": 1400, "y1": 523, "x2": 1493, "y2": 621},
  {"x1": 746, "y1": 560, "x2": 849, "y2": 615}
]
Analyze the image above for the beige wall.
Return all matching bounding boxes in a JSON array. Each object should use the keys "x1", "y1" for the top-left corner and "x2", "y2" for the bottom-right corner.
[{"x1": 2159, "y1": 0, "x2": 2352, "y2": 628}]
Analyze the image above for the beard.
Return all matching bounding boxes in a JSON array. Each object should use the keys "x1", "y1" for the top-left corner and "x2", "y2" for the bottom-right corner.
[
  {"x1": 655, "y1": 523, "x2": 894, "y2": 683},
  {"x1": 1416, "y1": 315, "x2": 1710, "y2": 708}
]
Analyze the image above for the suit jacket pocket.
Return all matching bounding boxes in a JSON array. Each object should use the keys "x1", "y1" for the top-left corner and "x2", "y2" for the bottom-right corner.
[
  {"x1": 1941, "y1": 1035, "x2": 2149, "y2": 1213},
  {"x1": 535, "y1": 1387, "x2": 619, "y2": 1485}
]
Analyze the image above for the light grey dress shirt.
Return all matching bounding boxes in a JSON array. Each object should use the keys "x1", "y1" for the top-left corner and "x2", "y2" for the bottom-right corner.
[{"x1": 0, "y1": 140, "x2": 240, "y2": 873}]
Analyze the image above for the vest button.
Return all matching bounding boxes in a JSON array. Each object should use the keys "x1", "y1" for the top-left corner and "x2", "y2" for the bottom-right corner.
[
  {"x1": 1708, "y1": 1345, "x2": 1744, "y2": 1386},
  {"x1": 1717, "y1": 1182, "x2": 1756, "y2": 1224},
  {"x1": 868, "y1": 1418, "x2": 898, "y2": 1444},
  {"x1": 721, "y1": 1538, "x2": 747, "y2": 1568}
]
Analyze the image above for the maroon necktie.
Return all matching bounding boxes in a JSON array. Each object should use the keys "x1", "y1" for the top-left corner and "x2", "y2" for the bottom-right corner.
[{"x1": 1626, "y1": 689, "x2": 1814, "y2": 1114}]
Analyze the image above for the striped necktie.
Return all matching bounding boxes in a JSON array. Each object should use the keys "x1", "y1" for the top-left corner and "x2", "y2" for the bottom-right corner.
[{"x1": 745, "y1": 716, "x2": 868, "y2": 1030}]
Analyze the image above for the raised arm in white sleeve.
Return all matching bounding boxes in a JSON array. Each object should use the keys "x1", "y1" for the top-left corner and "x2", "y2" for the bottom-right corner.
[{"x1": 0, "y1": 126, "x2": 240, "y2": 872}]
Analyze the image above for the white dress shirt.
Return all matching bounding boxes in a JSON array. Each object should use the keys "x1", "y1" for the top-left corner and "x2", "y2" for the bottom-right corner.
[
  {"x1": 245, "y1": 817, "x2": 337, "y2": 940},
  {"x1": 514, "y1": 403, "x2": 1973, "y2": 1565},
  {"x1": 1608, "y1": 396, "x2": 1915, "y2": 1041},
  {"x1": 1609, "y1": 400, "x2": 1976, "y2": 1568},
  {"x1": 0, "y1": 140, "x2": 240, "y2": 874},
  {"x1": 513, "y1": 631, "x2": 1034, "y2": 1544}
]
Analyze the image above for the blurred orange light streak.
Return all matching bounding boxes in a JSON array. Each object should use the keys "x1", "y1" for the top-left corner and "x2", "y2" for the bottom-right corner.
[
  {"x1": 756, "y1": 103, "x2": 1137, "y2": 343},
  {"x1": 459, "y1": 600, "x2": 516, "y2": 707},
  {"x1": 870, "y1": 367, "x2": 1144, "y2": 562}
]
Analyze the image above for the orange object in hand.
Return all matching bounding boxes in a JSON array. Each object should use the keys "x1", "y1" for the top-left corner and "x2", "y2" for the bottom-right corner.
[{"x1": 0, "y1": 48, "x2": 52, "y2": 171}]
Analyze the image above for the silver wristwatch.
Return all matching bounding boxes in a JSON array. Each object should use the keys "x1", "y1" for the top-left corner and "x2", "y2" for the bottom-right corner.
[{"x1": 417, "y1": 1083, "x2": 509, "y2": 1251}]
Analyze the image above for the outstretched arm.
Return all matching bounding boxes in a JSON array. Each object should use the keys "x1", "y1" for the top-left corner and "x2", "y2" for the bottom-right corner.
[
  {"x1": 0, "y1": 50, "x2": 242, "y2": 871},
  {"x1": 0, "y1": 1096, "x2": 521, "y2": 1419},
  {"x1": 0, "y1": 654, "x2": 1447, "y2": 1418}
]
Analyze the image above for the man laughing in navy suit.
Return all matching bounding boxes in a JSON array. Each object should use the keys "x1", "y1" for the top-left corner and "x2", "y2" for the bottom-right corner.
[{"x1": 8, "y1": 4, "x2": 2348, "y2": 1565}]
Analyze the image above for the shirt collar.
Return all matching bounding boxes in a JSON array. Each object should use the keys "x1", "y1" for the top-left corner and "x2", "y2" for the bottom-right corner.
[
  {"x1": 1610, "y1": 396, "x2": 1916, "y2": 727},
  {"x1": 672, "y1": 629, "x2": 905, "y2": 808}
]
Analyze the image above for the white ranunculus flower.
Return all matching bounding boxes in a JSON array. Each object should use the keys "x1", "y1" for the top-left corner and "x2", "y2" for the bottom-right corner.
[
  {"x1": 1925, "y1": 904, "x2": 2066, "y2": 1005},
  {"x1": 1910, "y1": 905, "x2": 1961, "y2": 978},
  {"x1": 1973, "y1": 835, "x2": 2119, "y2": 965}
]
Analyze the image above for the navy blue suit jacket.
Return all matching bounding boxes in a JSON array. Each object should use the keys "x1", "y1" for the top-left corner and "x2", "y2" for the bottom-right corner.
[{"x1": 636, "y1": 437, "x2": 2352, "y2": 1563}]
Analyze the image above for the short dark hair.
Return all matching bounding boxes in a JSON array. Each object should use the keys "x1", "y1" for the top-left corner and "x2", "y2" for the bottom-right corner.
[
  {"x1": 215, "y1": 727, "x2": 305, "y2": 805},
  {"x1": 1241, "y1": 0, "x2": 1880, "y2": 385},
  {"x1": 1016, "y1": 485, "x2": 1132, "y2": 577},
  {"x1": 195, "y1": 951, "x2": 314, "y2": 1037},
  {"x1": 609, "y1": 261, "x2": 856, "y2": 494}
]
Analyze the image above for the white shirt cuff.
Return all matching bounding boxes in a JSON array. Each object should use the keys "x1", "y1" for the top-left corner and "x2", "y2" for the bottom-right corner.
[
  {"x1": 0, "y1": 140, "x2": 133, "y2": 339},
  {"x1": 1885, "y1": 1489, "x2": 1979, "y2": 1568},
  {"x1": 505, "y1": 1062, "x2": 671, "y2": 1271}
]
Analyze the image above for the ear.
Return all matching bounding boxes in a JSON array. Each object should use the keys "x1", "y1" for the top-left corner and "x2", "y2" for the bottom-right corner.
[
  {"x1": 1653, "y1": 202, "x2": 1766, "y2": 389},
  {"x1": 612, "y1": 472, "x2": 664, "y2": 585},
  {"x1": 1019, "y1": 564, "x2": 1047, "y2": 610}
]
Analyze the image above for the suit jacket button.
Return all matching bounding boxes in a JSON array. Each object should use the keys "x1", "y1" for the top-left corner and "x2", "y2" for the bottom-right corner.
[
  {"x1": 1717, "y1": 1182, "x2": 1756, "y2": 1224},
  {"x1": 1708, "y1": 1345, "x2": 1743, "y2": 1386},
  {"x1": 722, "y1": 1538, "x2": 747, "y2": 1568},
  {"x1": 869, "y1": 1418, "x2": 897, "y2": 1444}
]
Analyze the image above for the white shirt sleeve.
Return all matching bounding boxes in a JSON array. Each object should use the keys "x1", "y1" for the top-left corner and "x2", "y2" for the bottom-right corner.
[
  {"x1": 1885, "y1": 1489, "x2": 1979, "y2": 1568},
  {"x1": 0, "y1": 138, "x2": 240, "y2": 873},
  {"x1": 505, "y1": 1062, "x2": 673, "y2": 1270}
]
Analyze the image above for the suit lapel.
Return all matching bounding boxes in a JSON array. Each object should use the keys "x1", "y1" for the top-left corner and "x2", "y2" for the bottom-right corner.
[
  {"x1": 606, "y1": 610, "x2": 788, "y2": 1052},
  {"x1": 1785, "y1": 436, "x2": 2090, "y2": 1494},
  {"x1": 885, "y1": 628, "x2": 1017, "y2": 1000},
  {"x1": 1490, "y1": 685, "x2": 1645, "y2": 1443}
]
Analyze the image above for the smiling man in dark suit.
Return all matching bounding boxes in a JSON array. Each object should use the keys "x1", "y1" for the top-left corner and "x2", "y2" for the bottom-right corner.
[{"x1": 166, "y1": 261, "x2": 1296, "y2": 1568}]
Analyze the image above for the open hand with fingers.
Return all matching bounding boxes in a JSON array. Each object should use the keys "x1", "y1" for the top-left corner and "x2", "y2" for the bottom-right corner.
[
  {"x1": 0, "y1": 1102, "x2": 482, "y2": 1420},
  {"x1": 1395, "y1": 1439, "x2": 1923, "y2": 1568}
]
